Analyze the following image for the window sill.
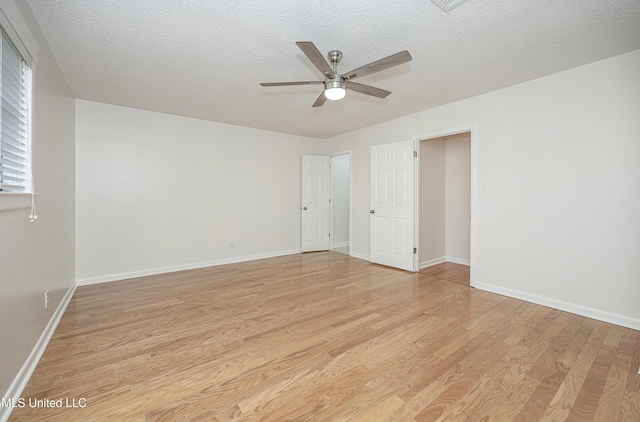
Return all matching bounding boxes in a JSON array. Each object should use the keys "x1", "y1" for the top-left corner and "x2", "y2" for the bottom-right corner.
[{"x1": 0, "y1": 192, "x2": 33, "y2": 211}]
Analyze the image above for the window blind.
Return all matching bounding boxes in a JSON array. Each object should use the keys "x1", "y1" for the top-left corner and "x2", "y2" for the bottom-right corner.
[{"x1": 0, "y1": 28, "x2": 30, "y2": 193}]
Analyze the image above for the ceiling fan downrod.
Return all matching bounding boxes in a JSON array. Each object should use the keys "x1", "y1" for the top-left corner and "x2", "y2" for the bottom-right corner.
[{"x1": 327, "y1": 50, "x2": 343, "y2": 77}]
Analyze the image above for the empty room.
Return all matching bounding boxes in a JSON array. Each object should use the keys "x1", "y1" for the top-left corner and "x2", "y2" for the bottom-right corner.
[{"x1": 1, "y1": 0, "x2": 639, "y2": 421}]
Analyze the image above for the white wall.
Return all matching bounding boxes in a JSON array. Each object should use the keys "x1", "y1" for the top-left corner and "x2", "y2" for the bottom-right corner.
[
  {"x1": 419, "y1": 139, "x2": 446, "y2": 264},
  {"x1": 0, "y1": 0, "x2": 75, "y2": 405},
  {"x1": 75, "y1": 101, "x2": 325, "y2": 284},
  {"x1": 445, "y1": 133, "x2": 470, "y2": 263},
  {"x1": 327, "y1": 49, "x2": 640, "y2": 329},
  {"x1": 331, "y1": 154, "x2": 350, "y2": 246}
]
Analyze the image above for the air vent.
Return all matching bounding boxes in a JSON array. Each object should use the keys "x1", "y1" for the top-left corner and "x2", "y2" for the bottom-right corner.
[{"x1": 431, "y1": 0, "x2": 470, "y2": 12}]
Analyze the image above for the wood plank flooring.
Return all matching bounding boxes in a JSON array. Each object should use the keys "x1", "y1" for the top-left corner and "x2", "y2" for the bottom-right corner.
[
  {"x1": 419, "y1": 262, "x2": 470, "y2": 286},
  {"x1": 8, "y1": 252, "x2": 640, "y2": 421}
]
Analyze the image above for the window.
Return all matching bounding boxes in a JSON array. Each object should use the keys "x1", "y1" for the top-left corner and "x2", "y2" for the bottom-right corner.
[
  {"x1": 0, "y1": 27, "x2": 31, "y2": 193},
  {"x1": 0, "y1": 0, "x2": 38, "y2": 201}
]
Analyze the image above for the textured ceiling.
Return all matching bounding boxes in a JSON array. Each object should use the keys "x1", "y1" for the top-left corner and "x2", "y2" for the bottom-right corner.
[{"x1": 26, "y1": 0, "x2": 640, "y2": 139}]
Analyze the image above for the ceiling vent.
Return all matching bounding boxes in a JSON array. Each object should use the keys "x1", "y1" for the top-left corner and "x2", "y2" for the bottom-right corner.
[{"x1": 431, "y1": 0, "x2": 470, "y2": 12}]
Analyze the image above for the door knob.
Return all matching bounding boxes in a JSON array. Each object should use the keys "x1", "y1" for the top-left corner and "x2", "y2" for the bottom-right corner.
[
  {"x1": 370, "y1": 210, "x2": 375, "y2": 214},
  {"x1": 303, "y1": 207, "x2": 307, "y2": 210}
]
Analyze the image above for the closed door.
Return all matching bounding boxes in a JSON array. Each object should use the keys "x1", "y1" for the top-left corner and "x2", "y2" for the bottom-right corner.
[
  {"x1": 370, "y1": 140, "x2": 415, "y2": 271},
  {"x1": 301, "y1": 155, "x2": 330, "y2": 252}
]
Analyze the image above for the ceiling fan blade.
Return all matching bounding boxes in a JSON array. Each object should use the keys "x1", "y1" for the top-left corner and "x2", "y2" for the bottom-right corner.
[
  {"x1": 347, "y1": 82, "x2": 391, "y2": 99},
  {"x1": 312, "y1": 91, "x2": 327, "y2": 108},
  {"x1": 296, "y1": 41, "x2": 335, "y2": 79},
  {"x1": 342, "y1": 50, "x2": 412, "y2": 80},
  {"x1": 260, "y1": 81, "x2": 324, "y2": 87}
]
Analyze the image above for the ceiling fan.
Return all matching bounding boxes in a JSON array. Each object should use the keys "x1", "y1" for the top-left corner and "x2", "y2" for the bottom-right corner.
[{"x1": 260, "y1": 42, "x2": 412, "y2": 108}]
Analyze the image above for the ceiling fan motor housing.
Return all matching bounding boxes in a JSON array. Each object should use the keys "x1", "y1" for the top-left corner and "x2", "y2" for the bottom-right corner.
[{"x1": 325, "y1": 80, "x2": 345, "y2": 90}]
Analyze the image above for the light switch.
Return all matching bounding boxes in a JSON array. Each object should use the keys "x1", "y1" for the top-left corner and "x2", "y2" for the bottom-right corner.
[{"x1": 481, "y1": 184, "x2": 489, "y2": 194}]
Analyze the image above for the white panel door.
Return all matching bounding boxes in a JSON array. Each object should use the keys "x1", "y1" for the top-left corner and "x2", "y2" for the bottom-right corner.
[
  {"x1": 370, "y1": 140, "x2": 415, "y2": 271},
  {"x1": 301, "y1": 155, "x2": 331, "y2": 252}
]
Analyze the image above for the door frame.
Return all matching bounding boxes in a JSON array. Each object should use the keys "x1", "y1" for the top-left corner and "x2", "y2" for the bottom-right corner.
[
  {"x1": 413, "y1": 125, "x2": 477, "y2": 285},
  {"x1": 329, "y1": 150, "x2": 353, "y2": 256}
]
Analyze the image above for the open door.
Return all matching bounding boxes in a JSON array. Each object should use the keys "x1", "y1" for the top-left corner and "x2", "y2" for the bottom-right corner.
[
  {"x1": 370, "y1": 140, "x2": 415, "y2": 271},
  {"x1": 301, "y1": 155, "x2": 330, "y2": 252}
]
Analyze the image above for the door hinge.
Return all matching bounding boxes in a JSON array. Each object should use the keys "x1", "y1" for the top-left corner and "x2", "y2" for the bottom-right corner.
[
  {"x1": 413, "y1": 247, "x2": 417, "y2": 254},
  {"x1": 329, "y1": 233, "x2": 331, "y2": 237},
  {"x1": 414, "y1": 151, "x2": 417, "y2": 158}
]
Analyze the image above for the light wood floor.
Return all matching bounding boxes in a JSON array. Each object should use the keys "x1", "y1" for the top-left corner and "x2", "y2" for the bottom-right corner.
[
  {"x1": 420, "y1": 262, "x2": 470, "y2": 286},
  {"x1": 9, "y1": 252, "x2": 640, "y2": 421},
  {"x1": 332, "y1": 245, "x2": 350, "y2": 256}
]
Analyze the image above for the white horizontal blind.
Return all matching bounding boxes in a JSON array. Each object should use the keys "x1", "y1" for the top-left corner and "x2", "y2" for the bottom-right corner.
[{"x1": 0, "y1": 28, "x2": 30, "y2": 193}]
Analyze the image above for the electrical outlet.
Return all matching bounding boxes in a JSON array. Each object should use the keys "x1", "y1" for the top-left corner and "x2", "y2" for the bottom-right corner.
[
  {"x1": 230, "y1": 241, "x2": 235, "y2": 249},
  {"x1": 44, "y1": 290, "x2": 49, "y2": 308}
]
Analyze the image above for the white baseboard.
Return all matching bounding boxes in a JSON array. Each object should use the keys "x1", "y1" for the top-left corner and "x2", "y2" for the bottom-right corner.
[
  {"x1": 446, "y1": 256, "x2": 470, "y2": 266},
  {"x1": 419, "y1": 256, "x2": 446, "y2": 269},
  {"x1": 76, "y1": 249, "x2": 302, "y2": 286},
  {"x1": 1, "y1": 284, "x2": 76, "y2": 422},
  {"x1": 349, "y1": 251, "x2": 369, "y2": 261},
  {"x1": 473, "y1": 280, "x2": 640, "y2": 331},
  {"x1": 332, "y1": 241, "x2": 349, "y2": 248},
  {"x1": 420, "y1": 256, "x2": 470, "y2": 269}
]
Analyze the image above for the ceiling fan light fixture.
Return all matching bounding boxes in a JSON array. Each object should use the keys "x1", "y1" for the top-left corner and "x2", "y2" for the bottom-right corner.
[{"x1": 324, "y1": 80, "x2": 346, "y2": 100}]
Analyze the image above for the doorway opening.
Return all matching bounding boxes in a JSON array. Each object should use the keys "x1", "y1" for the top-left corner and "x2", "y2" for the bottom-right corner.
[
  {"x1": 330, "y1": 153, "x2": 351, "y2": 256},
  {"x1": 417, "y1": 132, "x2": 471, "y2": 285}
]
